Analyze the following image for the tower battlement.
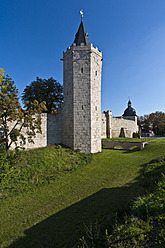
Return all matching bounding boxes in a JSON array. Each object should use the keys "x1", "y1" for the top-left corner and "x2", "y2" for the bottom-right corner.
[{"x1": 63, "y1": 43, "x2": 102, "y2": 57}]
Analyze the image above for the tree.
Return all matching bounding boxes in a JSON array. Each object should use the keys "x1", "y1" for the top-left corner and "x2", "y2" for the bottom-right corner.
[
  {"x1": 139, "y1": 111, "x2": 165, "y2": 136},
  {"x1": 149, "y1": 112, "x2": 165, "y2": 135},
  {"x1": 0, "y1": 68, "x2": 5, "y2": 81},
  {"x1": 22, "y1": 77, "x2": 63, "y2": 113},
  {"x1": 139, "y1": 114, "x2": 151, "y2": 132},
  {"x1": 0, "y1": 70, "x2": 46, "y2": 156}
]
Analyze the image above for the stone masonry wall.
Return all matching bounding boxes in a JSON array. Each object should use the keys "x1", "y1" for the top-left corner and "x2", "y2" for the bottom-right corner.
[
  {"x1": 62, "y1": 43, "x2": 102, "y2": 153},
  {"x1": 101, "y1": 113, "x2": 107, "y2": 139},
  {"x1": 62, "y1": 47, "x2": 74, "y2": 149},
  {"x1": 101, "y1": 114, "x2": 139, "y2": 139},
  {"x1": 5, "y1": 113, "x2": 62, "y2": 150},
  {"x1": 102, "y1": 139, "x2": 145, "y2": 150},
  {"x1": 111, "y1": 116, "x2": 139, "y2": 138},
  {"x1": 72, "y1": 44, "x2": 91, "y2": 153},
  {"x1": 90, "y1": 45, "x2": 102, "y2": 153},
  {"x1": 47, "y1": 112, "x2": 62, "y2": 145}
]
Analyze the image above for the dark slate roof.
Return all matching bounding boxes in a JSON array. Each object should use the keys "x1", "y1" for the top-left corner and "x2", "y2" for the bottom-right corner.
[
  {"x1": 123, "y1": 100, "x2": 136, "y2": 116},
  {"x1": 73, "y1": 19, "x2": 90, "y2": 46}
]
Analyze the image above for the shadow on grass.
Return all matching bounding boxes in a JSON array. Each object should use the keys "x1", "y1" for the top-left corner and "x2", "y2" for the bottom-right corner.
[
  {"x1": 122, "y1": 148, "x2": 140, "y2": 153},
  {"x1": 102, "y1": 147, "x2": 140, "y2": 153},
  {"x1": 7, "y1": 161, "x2": 165, "y2": 248}
]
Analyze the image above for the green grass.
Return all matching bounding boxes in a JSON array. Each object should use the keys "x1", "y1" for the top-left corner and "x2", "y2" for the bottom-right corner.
[
  {"x1": 152, "y1": 137, "x2": 165, "y2": 143},
  {"x1": 0, "y1": 145, "x2": 92, "y2": 198},
  {"x1": 0, "y1": 142, "x2": 165, "y2": 247},
  {"x1": 103, "y1": 158, "x2": 165, "y2": 248},
  {"x1": 103, "y1": 137, "x2": 153, "y2": 142}
]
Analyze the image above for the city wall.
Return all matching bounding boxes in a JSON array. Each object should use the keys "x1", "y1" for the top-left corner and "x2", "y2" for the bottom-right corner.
[
  {"x1": 101, "y1": 112, "x2": 139, "y2": 139},
  {"x1": 5, "y1": 113, "x2": 62, "y2": 150},
  {"x1": 111, "y1": 116, "x2": 139, "y2": 138}
]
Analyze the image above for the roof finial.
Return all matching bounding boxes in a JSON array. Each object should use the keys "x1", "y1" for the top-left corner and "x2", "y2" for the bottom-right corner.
[
  {"x1": 128, "y1": 97, "x2": 132, "y2": 107},
  {"x1": 80, "y1": 9, "x2": 83, "y2": 22}
]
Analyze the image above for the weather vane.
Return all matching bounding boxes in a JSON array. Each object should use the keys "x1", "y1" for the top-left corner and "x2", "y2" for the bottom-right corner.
[{"x1": 80, "y1": 9, "x2": 83, "y2": 21}]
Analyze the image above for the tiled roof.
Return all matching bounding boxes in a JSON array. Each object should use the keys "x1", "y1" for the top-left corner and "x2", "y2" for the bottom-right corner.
[{"x1": 73, "y1": 19, "x2": 90, "y2": 46}]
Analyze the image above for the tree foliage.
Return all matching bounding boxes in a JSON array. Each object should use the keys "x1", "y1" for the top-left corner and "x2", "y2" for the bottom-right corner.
[
  {"x1": 22, "y1": 77, "x2": 63, "y2": 113},
  {"x1": 139, "y1": 111, "x2": 165, "y2": 136},
  {"x1": 0, "y1": 70, "x2": 46, "y2": 156}
]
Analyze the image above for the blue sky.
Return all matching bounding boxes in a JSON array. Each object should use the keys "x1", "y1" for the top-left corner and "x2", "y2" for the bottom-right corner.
[{"x1": 1, "y1": 0, "x2": 165, "y2": 116}]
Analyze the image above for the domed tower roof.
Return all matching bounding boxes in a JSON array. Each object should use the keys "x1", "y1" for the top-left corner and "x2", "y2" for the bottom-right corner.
[{"x1": 123, "y1": 100, "x2": 136, "y2": 116}]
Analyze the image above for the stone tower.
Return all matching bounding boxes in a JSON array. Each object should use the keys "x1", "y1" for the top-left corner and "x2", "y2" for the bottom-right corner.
[
  {"x1": 62, "y1": 13, "x2": 102, "y2": 153},
  {"x1": 123, "y1": 100, "x2": 137, "y2": 121}
]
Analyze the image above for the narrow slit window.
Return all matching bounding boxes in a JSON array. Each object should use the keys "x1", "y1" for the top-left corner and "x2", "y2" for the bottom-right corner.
[
  {"x1": 81, "y1": 67, "x2": 83, "y2": 73},
  {"x1": 82, "y1": 105, "x2": 83, "y2": 110},
  {"x1": 95, "y1": 71, "x2": 97, "y2": 76},
  {"x1": 95, "y1": 106, "x2": 97, "y2": 111}
]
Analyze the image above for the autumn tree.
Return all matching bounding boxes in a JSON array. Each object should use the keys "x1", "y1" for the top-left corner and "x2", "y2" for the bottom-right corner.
[
  {"x1": 0, "y1": 70, "x2": 46, "y2": 156},
  {"x1": 22, "y1": 77, "x2": 63, "y2": 113}
]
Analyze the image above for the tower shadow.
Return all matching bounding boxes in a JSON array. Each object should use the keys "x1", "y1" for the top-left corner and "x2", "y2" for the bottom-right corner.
[{"x1": 7, "y1": 162, "x2": 165, "y2": 248}]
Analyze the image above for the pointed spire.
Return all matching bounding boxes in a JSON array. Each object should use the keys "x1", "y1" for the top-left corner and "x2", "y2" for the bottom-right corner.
[
  {"x1": 73, "y1": 10, "x2": 90, "y2": 46},
  {"x1": 128, "y1": 99, "x2": 132, "y2": 108}
]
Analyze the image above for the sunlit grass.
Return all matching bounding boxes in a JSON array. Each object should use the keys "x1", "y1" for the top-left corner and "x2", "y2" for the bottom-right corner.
[{"x1": 0, "y1": 142, "x2": 165, "y2": 247}]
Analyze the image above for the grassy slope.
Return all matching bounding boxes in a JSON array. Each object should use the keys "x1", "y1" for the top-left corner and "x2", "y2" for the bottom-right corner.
[
  {"x1": 105, "y1": 156, "x2": 165, "y2": 248},
  {"x1": 0, "y1": 142, "x2": 165, "y2": 248}
]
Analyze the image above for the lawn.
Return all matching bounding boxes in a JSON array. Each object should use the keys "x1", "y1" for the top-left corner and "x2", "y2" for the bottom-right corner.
[
  {"x1": 0, "y1": 142, "x2": 165, "y2": 247},
  {"x1": 152, "y1": 137, "x2": 165, "y2": 143},
  {"x1": 102, "y1": 137, "x2": 154, "y2": 142}
]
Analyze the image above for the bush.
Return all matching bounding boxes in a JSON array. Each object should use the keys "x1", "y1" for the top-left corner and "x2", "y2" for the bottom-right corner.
[{"x1": 0, "y1": 145, "x2": 92, "y2": 198}]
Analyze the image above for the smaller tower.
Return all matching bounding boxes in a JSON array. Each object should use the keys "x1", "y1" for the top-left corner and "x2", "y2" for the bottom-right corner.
[{"x1": 123, "y1": 100, "x2": 137, "y2": 121}]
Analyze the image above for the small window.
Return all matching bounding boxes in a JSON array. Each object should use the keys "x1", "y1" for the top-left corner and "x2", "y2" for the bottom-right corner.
[
  {"x1": 95, "y1": 106, "x2": 97, "y2": 111},
  {"x1": 95, "y1": 71, "x2": 97, "y2": 76},
  {"x1": 81, "y1": 67, "x2": 83, "y2": 73},
  {"x1": 82, "y1": 105, "x2": 83, "y2": 110}
]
